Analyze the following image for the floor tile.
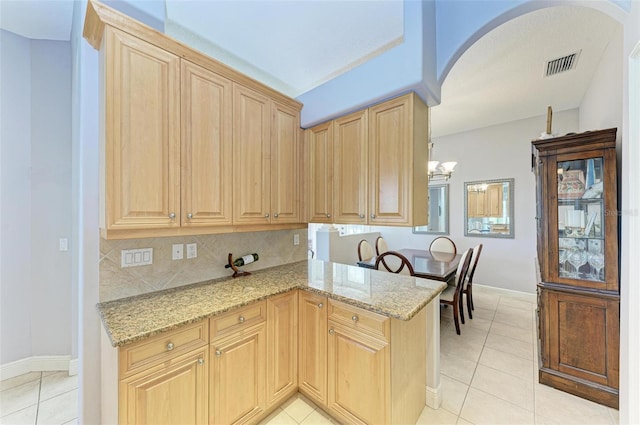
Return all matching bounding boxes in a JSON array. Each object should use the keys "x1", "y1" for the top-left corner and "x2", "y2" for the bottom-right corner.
[
  {"x1": 493, "y1": 306, "x2": 532, "y2": 330},
  {"x1": 280, "y1": 396, "x2": 315, "y2": 423},
  {"x1": 466, "y1": 307, "x2": 496, "y2": 321},
  {"x1": 0, "y1": 381, "x2": 40, "y2": 417},
  {"x1": 460, "y1": 387, "x2": 534, "y2": 425},
  {"x1": 478, "y1": 347, "x2": 534, "y2": 382},
  {"x1": 61, "y1": 420, "x2": 78, "y2": 425},
  {"x1": 484, "y1": 332, "x2": 533, "y2": 361},
  {"x1": 39, "y1": 373, "x2": 78, "y2": 402},
  {"x1": 534, "y1": 384, "x2": 612, "y2": 425},
  {"x1": 460, "y1": 316, "x2": 492, "y2": 332},
  {"x1": 0, "y1": 373, "x2": 41, "y2": 392},
  {"x1": 498, "y1": 297, "x2": 535, "y2": 311},
  {"x1": 258, "y1": 409, "x2": 298, "y2": 425},
  {"x1": 442, "y1": 323, "x2": 489, "y2": 347},
  {"x1": 36, "y1": 389, "x2": 78, "y2": 425},
  {"x1": 441, "y1": 337, "x2": 485, "y2": 364},
  {"x1": 0, "y1": 404, "x2": 37, "y2": 425},
  {"x1": 441, "y1": 352, "x2": 478, "y2": 385},
  {"x1": 456, "y1": 417, "x2": 475, "y2": 425},
  {"x1": 415, "y1": 405, "x2": 458, "y2": 425},
  {"x1": 299, "y1": 409, "x2": 335, "y2": 425},
  {"x1": 470, "y1": 364, "x2": 533, "y2": 412},
  {"x1": 440, "y1": 375, "x2": 470, "y2": 415},
  {"x1": 489, "y1": 321, "x2": 534, "y2": 344}
]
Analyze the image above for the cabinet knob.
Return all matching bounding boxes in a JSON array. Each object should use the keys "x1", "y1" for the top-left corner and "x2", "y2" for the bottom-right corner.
[
  {"x1": 169, "y1": 212, "x2": 176, "y2": 220},
  {"x1": 274, "y1": 212, "x2": 279, "y2": 218},
  {"x1": 370, "y1": 214, "x2": 376, "y2": 219},
  {"x1": 326, "y1": 214, "x2": 331, "y2": 218},
  {"x1": 187, "y1": 213, "x2": 193, "y2": 220},
  {"x1": 166, "y1": 342, "x2": 174, "y2": 351},
  {"x1": 238, "y1": 316, "x2": 245, "y2": 323},
  {"x1": 359, "y1": 214, "x2": 365, "y2": 219},
  {"x1": 328, "y1": 328, "x2": 334, "y2": 335},
  {"x1": 265, "y1": 213, "x2": 270, "y2": 218},
  {"x1": 352, "y1": 315, "x2": 359, "y2": 323},
  {"x1": 197, "y1": 358, "x2": 204, "y2": 365},
  {"x1": 317, "y1": 302, "x2": 323, "y2": 309},
  {"x1": 215, "y1": 349, "x2": 222, "y2": 357}
]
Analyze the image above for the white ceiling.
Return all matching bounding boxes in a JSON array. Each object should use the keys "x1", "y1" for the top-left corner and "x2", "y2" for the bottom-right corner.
[{"x1": 0, "y1": 1, "x2": 621, "y2": 138}]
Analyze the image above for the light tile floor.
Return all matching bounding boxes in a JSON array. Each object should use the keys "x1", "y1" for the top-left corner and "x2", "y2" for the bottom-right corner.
[{"x1": 0, "y1": 287, "x2": 619, "y2": 425}]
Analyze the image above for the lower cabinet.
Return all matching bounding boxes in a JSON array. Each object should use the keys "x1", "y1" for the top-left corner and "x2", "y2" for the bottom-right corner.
[
  {"x1": 538, "y1": 288, "x2": 620, "y2": 408},
  {"x1": 298, "y1": 291, "x2": 328, "y2": 406},
  {"x1": 266, "y1": 291, "x2": 298, "y2": 407}
]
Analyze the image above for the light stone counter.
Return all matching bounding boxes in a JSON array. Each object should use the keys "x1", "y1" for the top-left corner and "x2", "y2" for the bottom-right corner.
[{"x1": 97, "y1": 259, "x2": 447, "y2": 347}]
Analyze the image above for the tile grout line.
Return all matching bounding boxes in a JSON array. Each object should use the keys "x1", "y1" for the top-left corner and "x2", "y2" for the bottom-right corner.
[{"x1": 34, "y1": 372, "x2": 42, "y2": 425}]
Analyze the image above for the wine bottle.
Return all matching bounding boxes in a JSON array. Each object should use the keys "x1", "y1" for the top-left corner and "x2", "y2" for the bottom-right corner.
[{"x1": 225, "y1": 253, "x2": 259, "y2": 268}]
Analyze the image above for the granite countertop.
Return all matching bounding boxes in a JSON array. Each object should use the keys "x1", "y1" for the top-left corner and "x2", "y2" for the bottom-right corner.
[{"x1": 97, "y1": 259, "x2": 447, "y2": 347}]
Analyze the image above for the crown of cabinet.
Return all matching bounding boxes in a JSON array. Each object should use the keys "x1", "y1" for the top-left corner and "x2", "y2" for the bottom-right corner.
[
  {"x1": 84, "y1": 1, "x2": 304, "y2": 239},
  {"x1": 305, "y1": 92, "x2": 430, "y2": 227}
]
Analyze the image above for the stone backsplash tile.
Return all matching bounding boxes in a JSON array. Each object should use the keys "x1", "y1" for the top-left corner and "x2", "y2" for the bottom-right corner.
[{"x1": 99, "y1": 229, "x2": 308, "y2": 302}]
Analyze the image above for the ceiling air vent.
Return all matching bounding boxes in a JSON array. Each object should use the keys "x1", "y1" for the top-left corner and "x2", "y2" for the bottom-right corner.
[{"x1": 545, "y1": 51, "x2": 581, "y2": 77}]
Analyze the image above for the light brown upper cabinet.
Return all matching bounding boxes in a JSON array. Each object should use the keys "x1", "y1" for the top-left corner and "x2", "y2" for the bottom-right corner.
[
  {"x1": 306, "y1": 93, "x2": 429, "y2": 226},
  {"x1": 467, "y1": 183, "x2": 503, "y2": 218},
  {"x1": 84, "y1": 1, "x2": 304, "y2": 239}
]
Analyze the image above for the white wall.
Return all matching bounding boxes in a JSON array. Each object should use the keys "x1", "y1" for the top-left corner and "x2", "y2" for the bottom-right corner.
[
  {"x1": 0, "y1": 29, "x2": 33, "y2": 364},
  {"x1": 373, "y1": 109, "x2": 579, "y2": 294},
  {"x1": 30, "y1": 40, "x2": 73, "y2": 357}
]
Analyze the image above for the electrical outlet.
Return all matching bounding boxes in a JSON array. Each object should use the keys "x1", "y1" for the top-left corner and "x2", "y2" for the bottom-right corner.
[
  {"x1": 172, "y1": 244, "x2": 184, "y2": 260},
  {"x1": 293, "y1": 233, "x2": 300, "y2": 246},
  {"x1": 187, "y1": 243, "x2": 197, "y2": 259}
]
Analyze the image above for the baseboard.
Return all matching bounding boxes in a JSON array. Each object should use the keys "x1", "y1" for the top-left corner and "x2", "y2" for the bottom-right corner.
[
  {"x1": 425, "y1": 383, "x2": 442, "y2": 409},
  {"x1": 474, "y1": 283, "x2": 536, "y2": 303},
  {"x1": 0, "y1": 356, "x2": 78, "y2": 381}
]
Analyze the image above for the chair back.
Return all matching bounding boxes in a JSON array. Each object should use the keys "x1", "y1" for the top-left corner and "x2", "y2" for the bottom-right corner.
[
  {"x1": 358, "y1": 239, "x2": 375, "y2": 261},
  {"x1": 429, "y1": 236, "x2": 457, "y2": 255},
  {"x1": 454, "y1": 248, "x2": 473, "y2": 291},
  {"x1": 467, "y1": 244, "x2": 483, "y2": 284},
  {"x1": 375, "y1": 236, "x2": 389, "y2": 256},
  {"x1": 374, "y1": 251, "x2": 415, "y2": 276}
]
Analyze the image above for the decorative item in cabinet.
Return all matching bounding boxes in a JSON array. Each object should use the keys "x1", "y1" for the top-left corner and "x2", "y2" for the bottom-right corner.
[{"x1": 532, "y1": 128, "x2": 619, "y2": 408}]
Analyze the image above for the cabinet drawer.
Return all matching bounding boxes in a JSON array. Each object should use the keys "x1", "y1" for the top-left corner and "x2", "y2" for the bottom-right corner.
[
  {"x1": 119, "y1": 319, "x2": 208, "y2": 377},
  {"x1": 210, "y1": 300, "x2": 267, "y2": 341},
  {"x1": 328, "y1": 299, "x2": 389, "y2": 342}
]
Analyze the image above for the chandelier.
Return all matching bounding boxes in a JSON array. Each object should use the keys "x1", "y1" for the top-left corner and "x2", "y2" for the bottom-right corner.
[{"x1": 427, "y1": 142, "x2": 457, "y2": 181}]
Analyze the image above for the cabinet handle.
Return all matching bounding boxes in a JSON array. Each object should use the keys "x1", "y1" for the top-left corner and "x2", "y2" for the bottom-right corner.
[
  {"x1": 359, "y1": 214, "x2": 365, "y2": 219},
  {"x1": 238, "y1": 316, "x2": 245, "y2": 323},
  {"x1": 215, "y1": 349, "x2": 222, "y2": 357},
  {"x1": 352, "y1": 315, "x2": 359, "y2": 323},
  {"x1": 326, "y1": 213, "x2": 331, "y2": 218},
  {"x1": 166, "y1": 342, "x2": 174, "y2": 351},
  {"x1": 197, "y1": 358, "x2": 204, "y2": 365},
  {"x1": 187, "y1": 213, "x2": 193, "y2": 220},
  {"x1": 274, "y1": 212, "x2": 279, "y2": 218},
  {"x1": 317, "y1": 302, "x2": 323, "y2": 309},
  {"x1": 370, "y1": 214, "x2": 376, "y2": 219},
  {"x1": 169, "y1": 212, "x2": 176, "y2": 220},
  {"x1": 328, "y1": 329, "x2": 334, "y2": 335},
  {"x1": 265, "y1": 213, "x2": 270, "y2": 218}
]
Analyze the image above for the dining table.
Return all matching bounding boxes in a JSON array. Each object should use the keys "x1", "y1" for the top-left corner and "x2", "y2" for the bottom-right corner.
[{"x1": 357, "y1": 248, "x2": 461, "y2": 284}]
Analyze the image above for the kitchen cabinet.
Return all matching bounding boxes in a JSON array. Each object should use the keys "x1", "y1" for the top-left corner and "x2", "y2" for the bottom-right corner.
[
  {"x1": 467, "y1": 183, "x2": 503, "y2": 218},
  {"x1": 84, "y1": 1, "x2": 304, "y2": 239},
  {"x1": 306, "y1": 92, "x2": 429, "y2": 226},
  {"x1": 305, "y1": 122, "x2": 334, "y2": 223},
  {"x1": 266, "y1": 291, "x2": 298, "y2": 408},
  {"x1": 117, "y1": 320, "x2": 209, "y2": 425},
  {"x1": 532, "y1": 128, "x2": 619, "y2": 408},
  {"x1": 298, "y1": 291, "x2": 328, "y2": 406}
]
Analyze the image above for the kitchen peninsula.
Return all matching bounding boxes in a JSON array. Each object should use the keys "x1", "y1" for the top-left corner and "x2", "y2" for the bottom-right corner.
[{"x1": 98, "y1": 259, "x2": 447, "y2": 425}]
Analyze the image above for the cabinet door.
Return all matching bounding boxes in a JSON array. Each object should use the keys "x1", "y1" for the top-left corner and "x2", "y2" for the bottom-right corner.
[
  {"x1": 103, "y1": 27, "x2": 180, "y2": 229},
  {"x1": 211, "y1": 323, "x2": 266, "y2": 425},
  {"x1": 233, "y1": 84, "x2": 271, "y2": 224},
  {"x1": 120, "y1": 347, "x2": 208, "y2": 425},
  {"x1": 306, "y1": 122, "x2": 334, "y2": 223},
  {"x1": 327, "y1": 322, "x2": 389, "y2": 425},
  {"x1": 271, "y1": 102, "x2": 301, "y2": 223},
  {"x1": 266, "y1": 291, "x2": 298, "y2": 407},
  {"x1": 298, "y1": 291, "x2": 328, "y2": 406},
  {"x1": 333, "y1": 110, "x2": 368, "y2": 224},
  {"x1": 467, "y1": 190, "x2": 486, "y2": 218},
  {"x1": 181, "y1": 60, "x2": 232, "y2": 227},
  {"x1": 368, "y1": 95, "x2": 412, "y2": 225},
  {"x1": 486, "y1": 183, "x2": 503, "y2": 217},
  {"x1": 545, "y1": 290, "x2": 619, "y2": 389}
]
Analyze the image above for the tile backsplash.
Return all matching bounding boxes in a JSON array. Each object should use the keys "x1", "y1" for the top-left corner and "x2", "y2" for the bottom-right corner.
[{"x1": 99, "y1": 229, "x2": 308, "y2": 302}]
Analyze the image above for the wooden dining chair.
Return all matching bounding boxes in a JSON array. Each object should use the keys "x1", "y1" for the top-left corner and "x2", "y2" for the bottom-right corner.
[
  {"x1": 375, "y1": 236, "x2": 389, "y2": 256},
  {"x1": 374, "y1": 251, "x2": 415, "y2": 276},
  {"x1": 357, "y1": 239, "x2": 375, "y2": 261},
  {"x1": 439, "y1": 248, "x2": 473, "y2": 335},
  {"x1": 429, "y1": 236, "x2": 457, "y2": 255},
  {"x1": 460, "y1": 244, "x2": 483, "y2": 320}
]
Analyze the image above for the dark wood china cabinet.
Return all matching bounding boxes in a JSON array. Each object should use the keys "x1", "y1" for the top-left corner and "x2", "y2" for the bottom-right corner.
[{"x1": 532, "y1": 128, "x2": 619, "y2": 408}]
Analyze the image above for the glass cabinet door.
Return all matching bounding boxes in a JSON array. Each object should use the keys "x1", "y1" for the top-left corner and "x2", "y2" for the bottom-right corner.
[{"x1": 556, "y1": 157, "x2": 605, "y2": 282}]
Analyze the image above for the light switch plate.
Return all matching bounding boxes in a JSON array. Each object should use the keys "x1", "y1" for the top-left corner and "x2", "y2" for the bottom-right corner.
[
  {"x1": 121, "y1": 248, "x2": 153, "y2": 267},
  {"x1": 172, "y1": 244, "x2": 184, "y2": 260}
]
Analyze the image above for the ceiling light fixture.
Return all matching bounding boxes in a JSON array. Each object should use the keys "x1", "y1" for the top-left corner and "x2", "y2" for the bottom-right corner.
[{"x1": 428, "y1": 142, "x2": 457, "y2": 181}]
